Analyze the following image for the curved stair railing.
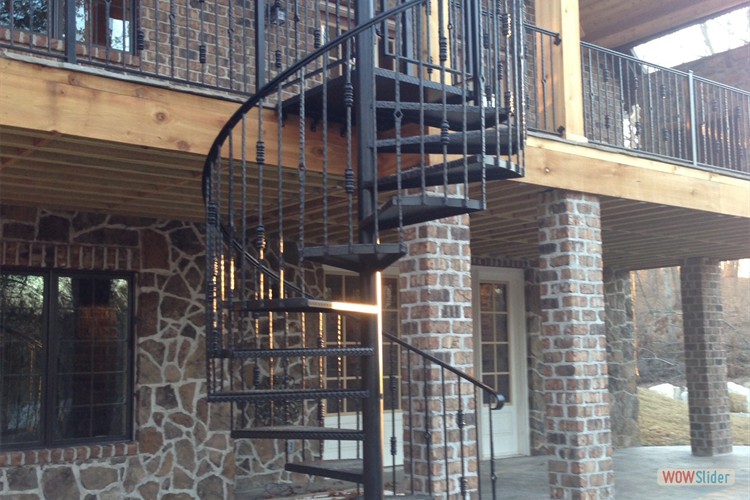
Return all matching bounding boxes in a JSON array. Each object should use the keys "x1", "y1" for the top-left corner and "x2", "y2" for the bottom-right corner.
[
  {"x1": 383, "y1": 332, "x2": 505, "y2": 498},
  {"x1": 202, "y1": 0, "x2": 525, "y2": 497}
]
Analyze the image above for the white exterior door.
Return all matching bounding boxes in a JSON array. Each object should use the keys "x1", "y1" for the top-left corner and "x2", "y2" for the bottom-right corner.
[{"x1": 473, "y1": 267, "x2": 529, "y2": 458}]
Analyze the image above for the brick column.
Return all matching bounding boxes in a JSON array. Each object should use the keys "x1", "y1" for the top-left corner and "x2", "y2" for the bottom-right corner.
[
  {"x1": 604, "y1": 268, "x2": 639, "y2": 448},
  {"x1": 680, "y1": 257, "x2": 732, "y2": 456},
  {"x1": 399, "y1": 215, "x2": 476, "y2": 497},
  {"x1": 538, "y1": 190, "x2": 614, "y2": 500}
]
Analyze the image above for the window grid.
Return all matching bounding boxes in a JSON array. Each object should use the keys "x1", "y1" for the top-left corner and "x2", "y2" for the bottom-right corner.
[
  {"x1": 324, "y1": 273, "x2": 401, "y2": 413},
  {"x1": 479, "y1": 282, "x2": 511, "y2": 404},
  {"x1": 0, "y1": 271, "x2": 133, "y2": 451}
]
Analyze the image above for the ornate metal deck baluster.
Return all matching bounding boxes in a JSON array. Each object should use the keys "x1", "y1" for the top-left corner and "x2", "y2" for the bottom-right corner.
[
  {"x1": 441, "y1": 367, "x2": 449, "y2": 496},
  {"x1": 699, "y1": 82, "x2": 709, "y2": 165},
  {"x1": 199, "y1": 0, "x2": 206, "y2": 82},
  {"x1": 487, "y1": 389, "x2": 498, "y2": 500},
  {"x1": 457, "y1": 373, "x2": 467, "y2": 499},
  {"x1": 422, "y1": 360, "x2": 433, "y2": 497}
]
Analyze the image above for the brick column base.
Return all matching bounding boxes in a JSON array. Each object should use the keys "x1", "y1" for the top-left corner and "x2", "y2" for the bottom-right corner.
[
  {"x1": 399, "y1": 215, "x2": 476, "y2": 497},
  {"x1": 681, "y1": 257, "x2": 732, "y2": 456},
  {"x1": 538, "y1": 190, "x2": 614, "y2": 500}
]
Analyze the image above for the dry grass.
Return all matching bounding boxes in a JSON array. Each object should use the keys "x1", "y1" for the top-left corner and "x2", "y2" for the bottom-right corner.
[{"x1": 638, "y1": 388, "x2": 750, "y2": 446}]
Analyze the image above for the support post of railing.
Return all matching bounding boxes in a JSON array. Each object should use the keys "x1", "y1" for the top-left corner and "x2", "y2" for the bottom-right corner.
[
  {"x1": 255, "y1": 1, "x2": 266, "y2": 89},
  {"x1": 688, "y1": 70, "x2": 698, "y2": 167},
  {"x1": 65, "y1": 0, "x2": 77, "y2": 63}
]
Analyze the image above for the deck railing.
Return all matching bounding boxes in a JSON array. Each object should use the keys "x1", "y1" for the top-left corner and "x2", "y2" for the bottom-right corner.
[
  {"x1": 0, "y1": 0, "x2": 353, "y2": 96},
  {"x1": 581, "y1": 43, "x2": 749, "y2": 175},
  {"x1": 3, "y1": 6, "x2": 748, "y2": 176}
]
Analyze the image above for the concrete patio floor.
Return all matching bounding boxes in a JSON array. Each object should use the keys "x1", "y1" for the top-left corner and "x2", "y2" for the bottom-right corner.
[
  {"x1": 493, "y1": 445, "x2": 750, "y2": 499},
  {"x1": 238, "y1": 446, "x2": 750, "y2": 499}
]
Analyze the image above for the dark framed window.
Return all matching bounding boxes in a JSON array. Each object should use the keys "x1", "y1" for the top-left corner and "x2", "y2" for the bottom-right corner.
[
  {"x1": 0, "y1": 270, "x2": 133, "y2": 450},
  {"x1": 0, "y1": 0, "x2": 135, "y2": 52}
]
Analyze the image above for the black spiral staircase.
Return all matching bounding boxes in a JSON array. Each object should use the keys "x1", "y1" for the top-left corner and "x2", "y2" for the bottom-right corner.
[{"x1": 202, "y1": 0, "x2": 525, "y2": 497}]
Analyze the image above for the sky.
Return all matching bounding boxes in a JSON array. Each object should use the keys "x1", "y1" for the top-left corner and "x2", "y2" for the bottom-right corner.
[{"x1": 632, "y1": 6, "x2": 750, "y2": 68}]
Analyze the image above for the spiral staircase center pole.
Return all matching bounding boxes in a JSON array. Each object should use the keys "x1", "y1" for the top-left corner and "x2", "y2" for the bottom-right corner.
[{"x1": 355, "y1": 1, "x2": 384, "y2": 498}]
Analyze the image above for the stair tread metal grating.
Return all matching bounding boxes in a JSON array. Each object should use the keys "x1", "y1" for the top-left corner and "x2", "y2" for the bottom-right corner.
[
  {"x1": 374, "y1": 154, "x2": 524, "y2": 192},
  {"x1": 281, "y1": 68, "x2": 469, "y2": 128},
  {"x1": 375, "y1": 126, "x2": 519, "y2": 155},
  {"x1": 301, "y1": 243, "x2": 407, "y2": 273},
  {"x1": 375, "y1": 101, "x2": 509, "y2": 130},
  {"x1": 207, "y1": 388, "x2": 369, "y2": 403},
  {"x1": 363, "y1": 196, "x2": 484, "y2": 231},
  {"x1": 241, "y1": 297, "x2": 378, "y2": 315},
  {"x1": 285, "y1": 459, "x2": 364, "y2": 484},
  {"x1": 232, "y1": 426, "x2": 365, "y2": 441},
  {"x1": 218, "y1": 346, "x2": 374, "y2": 359}
]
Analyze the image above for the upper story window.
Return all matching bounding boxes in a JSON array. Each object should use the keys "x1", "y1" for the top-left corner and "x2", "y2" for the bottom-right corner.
[
  {"x1": 0, "y1": 0, "x2": 135, "y2": 52},
  {"x1": 0, "y1": 270, "x2": 133, "y2": 450}
]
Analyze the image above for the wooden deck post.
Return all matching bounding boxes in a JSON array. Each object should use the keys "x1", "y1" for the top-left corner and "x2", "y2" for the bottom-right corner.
[{"x1": 535, "y1": 0, "x2": 587, "y2": 142}]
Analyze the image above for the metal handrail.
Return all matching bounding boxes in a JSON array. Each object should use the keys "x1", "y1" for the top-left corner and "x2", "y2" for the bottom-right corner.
[{"x1": 384, "y1": 331, "x2": 505, "y2": 410}]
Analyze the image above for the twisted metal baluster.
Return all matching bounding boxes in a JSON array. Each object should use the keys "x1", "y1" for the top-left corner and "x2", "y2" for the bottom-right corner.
[
  {"x1": 199, "y1": 0, "x2": 206, "y2": 83},
  {"x1": 422, "y1": 359, "x2": 433, "y2": 498}
]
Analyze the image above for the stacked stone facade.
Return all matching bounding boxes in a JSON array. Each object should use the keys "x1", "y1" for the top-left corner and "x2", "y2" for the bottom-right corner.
[
  {"x1": 524, "y1": 266, "x2": 548, "y2": 455},
  {"x1": 680, "y1": 257, "x2": 732, "y2": 456},
  {"x1": 0, "y1": 205, "x2": 235, "y2": 499},
  {"x1": 537, "y1": 190, "x2": 614, "y2": 500},
  {"x1": 399, "y1": 215, "x2": 476, "y2": 497},
  {"x1": 603, "y1": 268, "x2": 639, "y2": 448}
]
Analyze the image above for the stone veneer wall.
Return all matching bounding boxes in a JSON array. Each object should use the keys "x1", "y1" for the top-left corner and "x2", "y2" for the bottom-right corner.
[
  {"x1": 399, "y1": 215, "x2": 476, "y2": 497},
  {"x1": 680, "y1": 257, "x2": 732, "y2": 456},
  {"x1": 0, "y1": 205, "x2": 235, "y2": 499},
  {"x1": 524, "y1": 266, "x2": 547, "y2": 455},
  {"x1": 603, "y1": 268, "x2": 639, "y2": 448},
  {"x1": 233, "y1": 253, "x2": 327, "y2": 491},
  {"x1": 537, "y1": 190, "x2": 614, "y2": 500}
]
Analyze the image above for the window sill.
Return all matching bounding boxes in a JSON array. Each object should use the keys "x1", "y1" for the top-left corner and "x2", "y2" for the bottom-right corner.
[{"x1": 0, "y1": 442, "x2": 138, "y2": 467}]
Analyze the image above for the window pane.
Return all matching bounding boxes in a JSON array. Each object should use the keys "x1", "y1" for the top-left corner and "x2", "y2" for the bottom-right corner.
[
  {"x1": 382, "y1": 277, "x2": 398, "y2": 310},
  {"x1": 493, "y1": 284, "x2": 507, "y2": 312},
  {"x1": 54, "y1": 275, "x2": 130, "y2": 443},
  {"x1": 478, "y1": 280, "x2": 511, "y2": 404},
  {"x1": 0, "y1": 0, "x2": 49, "y2": 33},
  {"x1": 76, "y1": 0, "x2": 134, "y2": 52},
  {"x1": 480, "y1": 313, "x2": 493, "y2": 342},
  {"x1": 0, "y1": 273, "x2": 45, "y2": 447},
  {"x1": 325, "y1": 275, "x2": 343, "y2": 300},
  {"x1": 495, "y1": 314, "x2": 508, "y2": 342}
]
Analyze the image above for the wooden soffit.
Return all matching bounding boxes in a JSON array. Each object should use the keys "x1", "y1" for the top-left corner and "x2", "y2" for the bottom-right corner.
[{"x1": 578, "y1": 0, "x2": 750, "y2": 49}]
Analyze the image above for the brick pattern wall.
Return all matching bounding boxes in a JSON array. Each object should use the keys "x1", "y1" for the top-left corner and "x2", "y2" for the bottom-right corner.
[
  {"x1": 0, "y1": 0, "x2": 349, "y2": 96},
  {"x1": 399, "y1": 215, "x2": 477, "y2": 497},
  {"x1": 676, "y1": 45, "x2": 750, "y2": 92},
  {"x1": 603, "y1": 268, "x2": 639, "y2": 448},
  {"x1": 0, "y1": 205, "x2": 235, "y2": 499},
  {"x1": 537, "y1": 190, "x2": 614, "y2": 500},
  {"x1": 680, "y1": 257, "x2": 732, "y2": 457}
]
